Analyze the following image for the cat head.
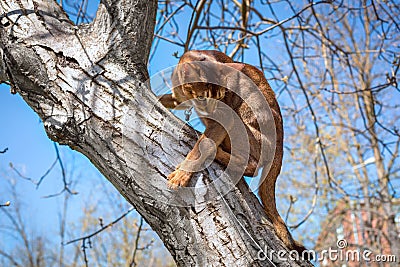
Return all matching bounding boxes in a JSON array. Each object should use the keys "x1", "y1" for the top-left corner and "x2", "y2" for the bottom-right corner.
[{"x1": 171, "y1": 50, "x2": 232, "y2": 114}]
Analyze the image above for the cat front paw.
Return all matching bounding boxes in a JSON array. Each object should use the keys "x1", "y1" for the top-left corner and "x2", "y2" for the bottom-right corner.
[{"x1": 167, "y1": 169, "x2": 193, "y2": 189}]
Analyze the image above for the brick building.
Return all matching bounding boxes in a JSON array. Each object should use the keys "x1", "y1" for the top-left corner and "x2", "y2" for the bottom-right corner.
[{"x1": 315, "y1": 200, "x2": 399, "y2": 266}]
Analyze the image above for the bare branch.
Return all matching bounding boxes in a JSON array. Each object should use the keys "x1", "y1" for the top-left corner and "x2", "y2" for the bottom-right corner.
[{"x1": 63, "y1": 207, "x2": 134, "y2": 246}]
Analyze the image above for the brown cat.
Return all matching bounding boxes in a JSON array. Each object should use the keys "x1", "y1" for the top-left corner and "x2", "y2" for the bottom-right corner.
[{"x1": 159, "y1": 50, "x2": 307, "y2": 255}]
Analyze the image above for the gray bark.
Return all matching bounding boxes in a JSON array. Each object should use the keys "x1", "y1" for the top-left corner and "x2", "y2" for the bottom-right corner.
[{"x1": 0, "y1": 0, "x2": 313, "y2": 266}]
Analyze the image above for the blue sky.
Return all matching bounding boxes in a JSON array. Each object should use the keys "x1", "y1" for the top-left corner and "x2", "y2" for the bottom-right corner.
[
  {"x1": 4, "y1": 1, "x2": 397, "y2": 263},
  {"x1": 0, "y1": 83, "x2": 105, "y2": 227}
]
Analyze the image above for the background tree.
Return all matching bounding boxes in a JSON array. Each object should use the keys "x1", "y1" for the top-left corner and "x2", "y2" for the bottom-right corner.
[{"x1": 0, "y1": 168, "x2": 173, "y2": 266}]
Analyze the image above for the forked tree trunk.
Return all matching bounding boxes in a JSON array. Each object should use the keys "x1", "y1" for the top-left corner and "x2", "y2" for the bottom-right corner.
[{"x1": 0, "y1": 1, "x2": 312, "y2": 266}]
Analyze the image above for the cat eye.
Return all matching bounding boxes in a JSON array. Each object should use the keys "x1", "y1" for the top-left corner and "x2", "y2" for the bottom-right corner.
[{"x1": 197, "y1": 96, "x2": 206, "y2": 101}]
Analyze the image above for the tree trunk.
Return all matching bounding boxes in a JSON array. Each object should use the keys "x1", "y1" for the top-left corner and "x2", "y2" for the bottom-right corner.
[{"x1": 0, "y1": 1, "x2": 312, "y2": 266}]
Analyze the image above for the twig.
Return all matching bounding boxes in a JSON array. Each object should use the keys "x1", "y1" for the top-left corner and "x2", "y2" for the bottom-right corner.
[
  {"x1": 81, "y1": 238, "x2": 90, "y2": 267},
  {"x1": 63, "y1": 207, "x2": 134, "y2": 267},
  {"x1": 129, "y1": 217, "x2": 144, "y2": 267},
  {"x1": 185, "y1": 0, "x2": 207, "y2": 51},
  {"x1": 63, "y1": 207, "x2": 134, "y2": 246},
  {"x1": 0, "y1": 201, "x2": 10, "y2": 207},
  {"x1": 42, "y1": 143, "x2": 78, "y2": 198},
  {"x1": 289, "y1": 142, "x2": 319, "y2": 229},
  {"x1": 9, "y1": 158, "x2": 58, "y2": 188}
]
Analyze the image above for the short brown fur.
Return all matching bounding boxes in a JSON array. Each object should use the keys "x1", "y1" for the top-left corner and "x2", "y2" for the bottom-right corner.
[{"x1": 158, "y1": 50, "x2": 306, "y2": 255}]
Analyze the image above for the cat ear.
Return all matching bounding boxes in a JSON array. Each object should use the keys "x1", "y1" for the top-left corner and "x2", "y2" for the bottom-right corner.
[
  {"x1": 226, "y1": 63, "x2": 265, "y2": 85},
  {"x1": 224, "y1": 63, "x2": 245, "y2": 72}
]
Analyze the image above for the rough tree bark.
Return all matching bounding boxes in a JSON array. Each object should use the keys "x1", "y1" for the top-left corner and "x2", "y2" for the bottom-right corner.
[{"x1": 0, "y1": 0, "x2": 312, "y2": 266}]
